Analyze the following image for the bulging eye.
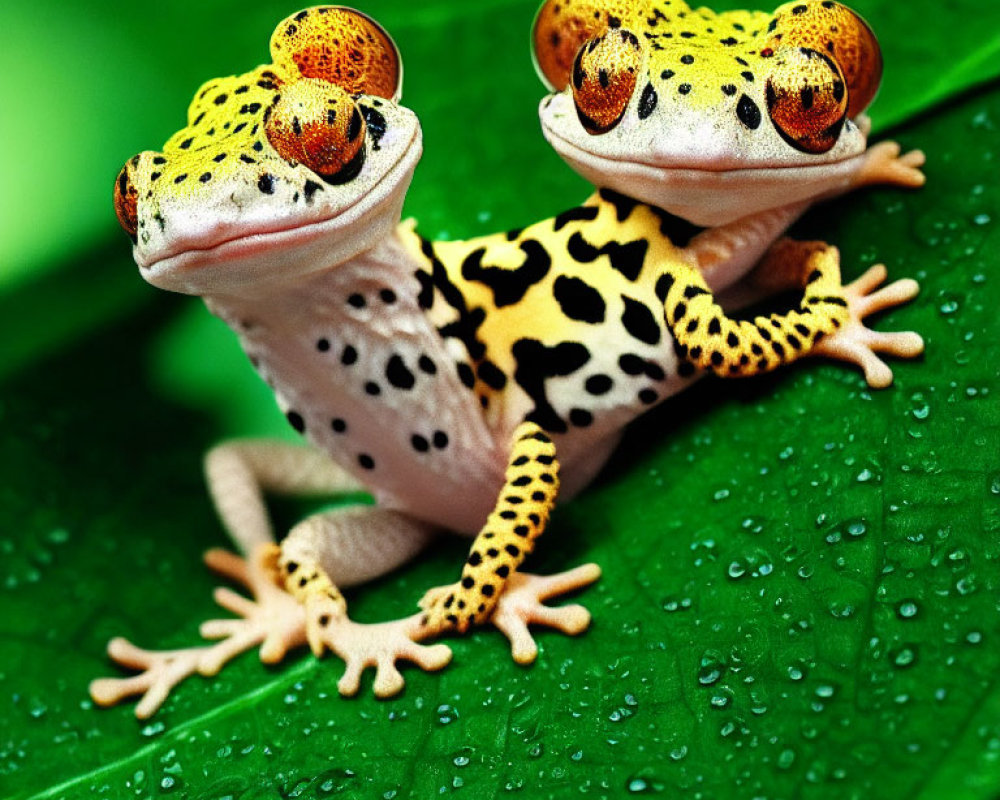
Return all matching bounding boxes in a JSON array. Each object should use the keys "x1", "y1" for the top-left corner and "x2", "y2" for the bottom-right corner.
[
  {"x1": 113, "y1": 158, "x2": 139, "y2": 243},
  {"x1": 265, "y1": 79, "x2": 367, "y2": 183},
  {"x1": 768, "y1": 1, "x2": 882, "y2": 116},
  {"x1": 765, "y1": 47, "x2": 848, "y2": 154},
  {"x1": 571, "y1": 28, "x2": 643, "y2": 134},
  {"x1": 532, "y1": 0, "x2": 633, "y2": 91},
  {"x1": 270, "y1": 6, "x2": 402, "y2": 100}
]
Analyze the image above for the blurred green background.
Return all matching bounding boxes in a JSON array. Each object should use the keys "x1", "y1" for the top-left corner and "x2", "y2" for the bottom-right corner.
[{"x1": 1, "y1": 1, "x2": 998, "y2": 798}]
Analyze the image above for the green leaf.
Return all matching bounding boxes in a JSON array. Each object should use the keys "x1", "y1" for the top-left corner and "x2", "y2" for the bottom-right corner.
[{"x1": 1, "y1": 1, "x2": 998, "y2": 798}]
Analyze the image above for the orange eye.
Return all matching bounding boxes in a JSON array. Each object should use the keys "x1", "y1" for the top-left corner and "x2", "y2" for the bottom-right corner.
[
  {"x1": 532, "y1": 0, "x2": 634, "y2": 91},
  {"x1": 265, "y1": 79, "x2": 366, "y2": 183},
  {"x1": 270, "y1": 6, "x2": 402, "y2": 100},
  {"x1": 571, "y1": 28, "x2": 643, "y2": 134},
  {"x1": 765, "y1": 47, "x2": 848, "y2": 154},
  {"x1": 768, "y1": 1, "x2": 882, "y2": 116},
  {"x1": 113, "y1": 158, "x2": 139, "y2": 243}
]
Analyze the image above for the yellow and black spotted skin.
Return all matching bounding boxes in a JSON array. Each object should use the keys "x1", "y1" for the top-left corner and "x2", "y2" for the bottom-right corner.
[{"x1": 101, "y1": 4, "x2": 919, "y2": 708}]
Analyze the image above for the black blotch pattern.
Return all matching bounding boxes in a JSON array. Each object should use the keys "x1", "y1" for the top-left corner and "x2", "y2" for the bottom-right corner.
[
  {"x1": 553, "y1": 204, "x2": 600, "y2": 232},
  {"x1": 621, "y1": 296, "x2": 662, "y2": 345},
  {"x1": 512, "y1": 339, "x2": 591, "y2": 434},
  {"x1": 553, "y1": 276, "x2": 607, "y2": 324},
  {"x1": 461, "y1": 239, "x2": 552, "y2": 308},
  {"x1": 567, "y1": 232, "x2": 648, "y2": 282}
]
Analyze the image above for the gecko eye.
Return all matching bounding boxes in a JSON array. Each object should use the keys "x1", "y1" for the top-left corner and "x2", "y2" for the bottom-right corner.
[
  {"x1": 768, "y1": 1, "x2": 882, "y2": 116},
  {"x1": 531, "y1": 0, "x2": 633, "y2": 91},
  {"x1": 765, "y1": 47, "x2": 848, "y2": 154},
  {"x1": 265, "y1": 79, "x2": 366, "y2": 183},
  {"x1": 570, "y1": 28, "x2": 643, "y2": 134},
  {"x1": 270, "y1": 6, "x2": 403, "y2": 101},
  {"x1": 113, "y1": 158, "x2": 139, "y2": 244}
]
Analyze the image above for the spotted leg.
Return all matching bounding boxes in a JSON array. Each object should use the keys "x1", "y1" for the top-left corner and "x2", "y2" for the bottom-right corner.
[
  {"x1": 660, "y1": 239, "x2": 923, "y2": 386},
  {"x1": 417, "y1": 422, "x2": 600, "y2": 661}
]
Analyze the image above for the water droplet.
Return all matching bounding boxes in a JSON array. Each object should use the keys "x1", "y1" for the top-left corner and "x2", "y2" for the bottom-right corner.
[
  {"x1": 777, "y1": 748, "x2": 796, "y2": 769},
  {"x1": 713, "y1": 488, "x2": 730, "y2": 501},
  {"x1": 436, "y1": 704, "x2": 459, "y2": 725},
  {"x1": 973, "y1": 213, "x2": 991, "y2": 226},
  {"x1": 710, "y1": 688, "x2": 734, "y2": 709},
  {"x1": 669, "y1": 746, "x2": 688, "y2": 761},
  {"x1": 967, "y1": 631, "x2": 983, "y2": 645},
  {"x1": 896, "y1": 600, "x2": 919, "y2": 619},
  {"x1": 892, "y1": 646, "x2": 918, "y2": 668},
  {"x1": 698, "y1": 651, "x2": 726, "y2": 685}
]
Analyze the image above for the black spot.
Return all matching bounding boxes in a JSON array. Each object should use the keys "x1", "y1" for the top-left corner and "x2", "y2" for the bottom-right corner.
[
  {"x1": 341, "y1": 345, "x2": 358, "y2": 365},
  {"x1": 655, "y1": 273, "x2": 675, "y2": 301},
  {"x1": 214, "y1": 93, "x2": 228, "y2": 105},
  {"x1": 199, "y1": 172, "x2": 212, "y2": 183},
  {"x1": 358, "y1": 103, "x2": 388, "y2": 150},
  {"x1": 386, "y1": 355, "x2": 416, "y2": 390},
  {"x1": 461, "y1": 240, "x2": 551, "y2": 307},
  {"x1": 412, "y1": 434, "x2": 429, "y2": 452},
  {"x1": 678, "y1": 83, "x2": 692, "y2": 95},
  {"x1": 258, "y1": 174, "x2": 275, "y2": 194},
  {"x1": 553, "y1": 275, "x2": 607, "y2": 323},
  {"x1": 661, "y1": 69, "x2": 675, "y2": 80},
  {"x1": 570, "y1": 408, "x2": 593, "y2": 427},
  {"x1": 638, "y1": 83, "x2": 658, "y2": 119},
  {"x1": 457, "y1": 362, "x2": 476, "y2": 388},
  {"x1": 736, "y1": 94, "x2": 762, "y2": 129},
  {"x1": 468, "y1": 552, "x2": 482, "y2": 567},
  {"x1": 742, "y1": 70, "x2": 755, "y2": 82},
  {"x1": 621, "y1": 296, "x2": 662, "y2": 345},
  {"x1": 800, "y1": 86, "x2": 814, "y2": 110},
  {"x1": 173, "y1": 174, "x2": 187, "y2": 184},
  {"x1": 585, "y1": 374, "x2": 613, "y2": 395},
  {"x1": 639, "y1": 389, "x2": 658, "y2": 404},
  {"x1": 619, "y1": 354, "x2": 646, "y2": 376},
  {"x1": 433, "y1": 431, "x2": 449, "y2": 449},
  {"x1": 358, "y1": 454, "x2": 375, "y2": 470},
  {"x1": 418, "y1": 355, "x2": 437, "y2": 375},
  {"x1": 179, "y1": 138, "x2": 194, "y2": 150},
  {"x1": 331, "y1": 418, "x2": 347, "y2": 433},
  {"x1": 512, "y1": 339, "x2": 591, "y2": 434},
  {"x1": 316, "y1": 338, "x2": 330, "y2": 352},
  {"x1": 286, "y1": 411, "x2": 305, "y2": 433},
  {"x1": 380, "y1": 289, "x2": 397, "y2": 304},
  {"x1": 478, "y1": 361, "x2": 508, "y2": 390},
  {"x1": 304, "y1": 180, "x2": 323, "y2": 202},
  {"x1": 364, "y1": 382, "x2": 381, "y2": 396},
  {"x1": 681, "y1": 54, "x2": 694, "y2": 64},
  {"x1": 347, "y1": 293, "x2": 366, "y2": 308},
  {"x1": 708, "y1": 318, "x2": 722, "y2": 336}
]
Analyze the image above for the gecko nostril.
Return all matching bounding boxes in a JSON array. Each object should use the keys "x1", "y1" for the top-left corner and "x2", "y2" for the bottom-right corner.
[{"x1": 113, "y1": 161, "x2": 139, "y2": 244}]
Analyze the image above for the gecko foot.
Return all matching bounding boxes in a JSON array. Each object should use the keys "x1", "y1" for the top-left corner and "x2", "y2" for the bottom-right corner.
[
  {"x1": 420, "y1": 564, "x2": 601, "y2": 663},
  {"x1": 90, "y1": 545, "x2": 307, "y2": 718},
  {"x1": 303, "y1": 601, "x2": 453, "y2": 697},
  {"x1": 491, "y1": 565, "x2": 602, "y2": 663},
  {"x1": 855, "y1": 140, "x2": 926, "y2": 189},
  {"x1": 815, "y1": 264, "x2": 924, "y2": 388}
]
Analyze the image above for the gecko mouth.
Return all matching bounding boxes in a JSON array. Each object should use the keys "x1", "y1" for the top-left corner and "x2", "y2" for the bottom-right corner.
[{"x1": 138, "y1": 121, "x2": 421, "y2": 278}]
